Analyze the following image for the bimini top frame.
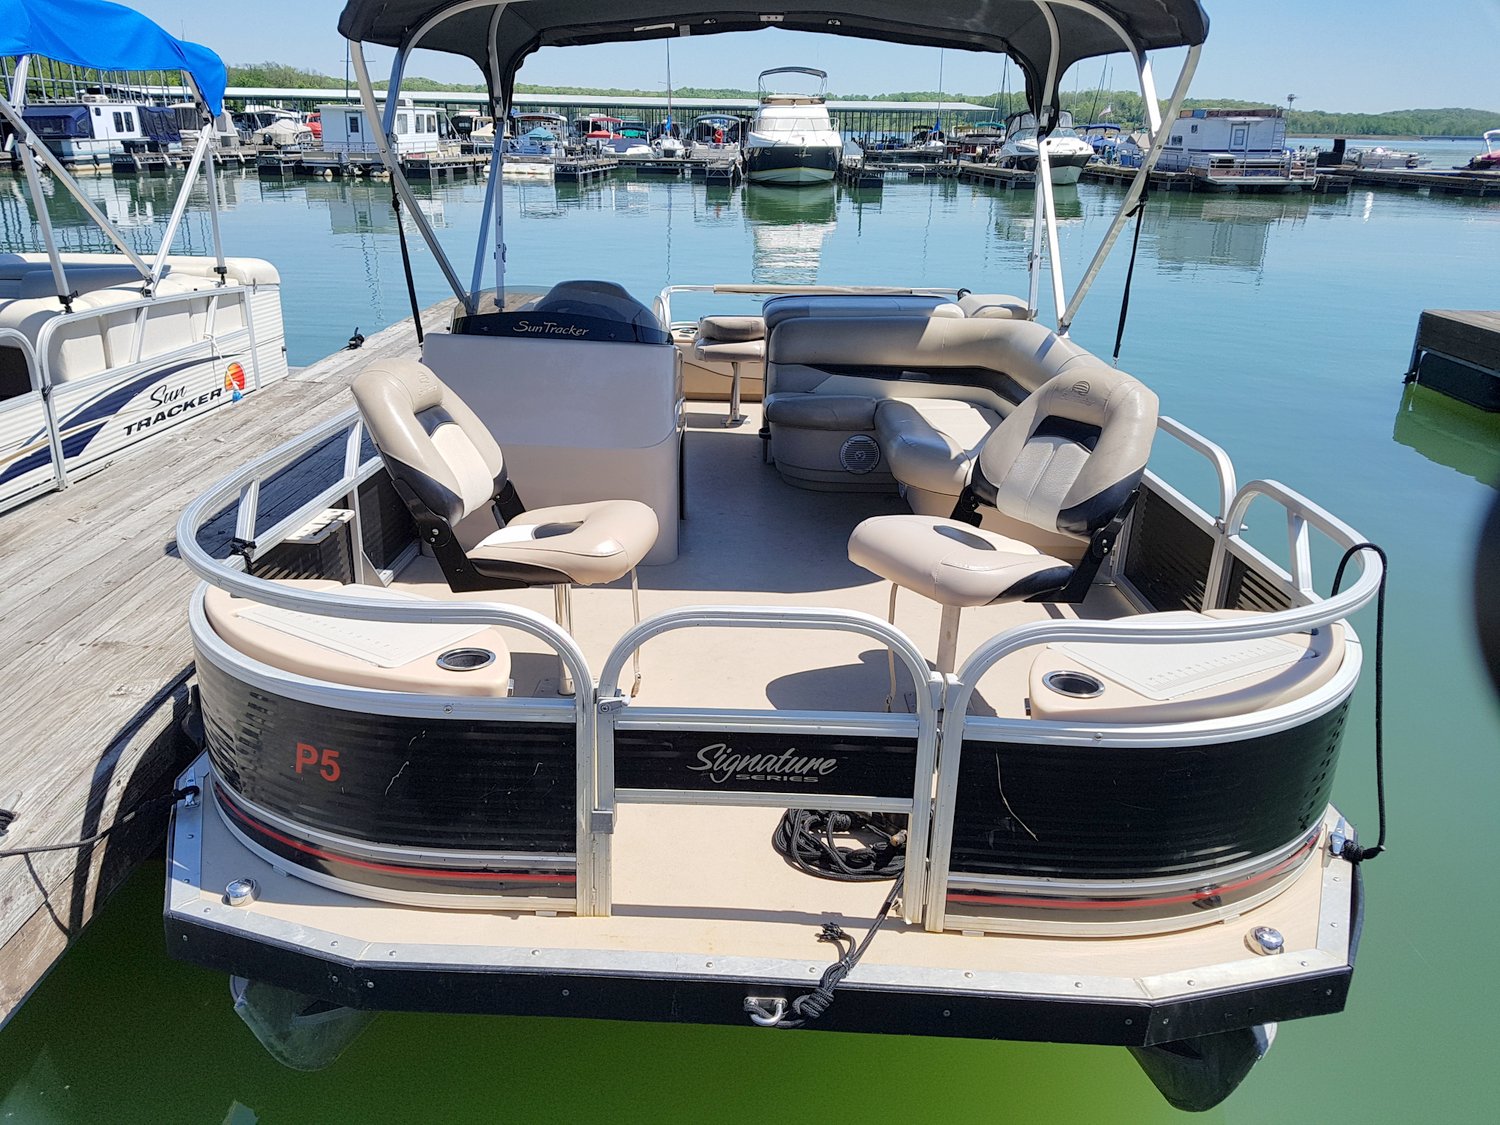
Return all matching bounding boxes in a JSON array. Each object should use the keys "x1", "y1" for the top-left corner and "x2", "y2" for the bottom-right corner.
[
  {"x1": 336, "y1": 0, "x2": 1208, "y2": 332},
  {"x1": 0, "y1": 0, "x2": 233, "y2": 303}
]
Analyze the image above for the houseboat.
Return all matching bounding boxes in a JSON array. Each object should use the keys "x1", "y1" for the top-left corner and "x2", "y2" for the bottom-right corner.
[
  {"x1": 1156, "y1": 107, "x2": 1316, "y2": 191},
  {"x1": 319, "y1": 99, "x2": 441, "y2": 157},
  {"x1": 17, "y1": 95, "x2": 181, "y2": 167},
  {"x1": 168, "y1": 1, "x2": 1389, "y2": 1112},
  {"x1": 744, "y1": 67, "x2": 843, "y2": 185}
]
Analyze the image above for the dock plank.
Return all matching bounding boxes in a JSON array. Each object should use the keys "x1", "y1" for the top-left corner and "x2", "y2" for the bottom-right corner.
[{"x1": 0, "y1": 300, "x2": 455, "y2": 1027}]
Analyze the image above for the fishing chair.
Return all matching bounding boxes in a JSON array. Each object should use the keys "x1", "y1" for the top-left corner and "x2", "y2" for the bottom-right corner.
[
  {"x1": 352, "y1": 359, "x2": 658, "y2": 695},
  {"x1": 848, "y1": 367, "x2": 1158, "y2": 676}
]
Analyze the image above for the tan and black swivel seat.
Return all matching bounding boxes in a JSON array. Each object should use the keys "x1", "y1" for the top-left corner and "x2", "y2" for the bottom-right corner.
[
  {"x1": 848, "y1": 367, "x2": 1159, "y2": 674},
  {"x1": 352, "y1": 358, "x2": 658, "y2": 693}
]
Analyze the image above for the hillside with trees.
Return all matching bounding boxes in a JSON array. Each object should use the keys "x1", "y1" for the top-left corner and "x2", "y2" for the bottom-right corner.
[{"x1": 218, "y1": 63, "x2": 1498, "y2": 137}]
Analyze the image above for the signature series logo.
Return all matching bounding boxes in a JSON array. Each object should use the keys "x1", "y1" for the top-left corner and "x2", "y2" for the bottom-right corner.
[{"x1": 687, "y1": 742, "x2": 838, "y2": 785}]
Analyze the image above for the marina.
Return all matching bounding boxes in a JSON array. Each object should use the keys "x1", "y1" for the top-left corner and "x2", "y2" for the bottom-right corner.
[{"x1": 0, "y1": 1, "x2": 1497, "y2": 1122}]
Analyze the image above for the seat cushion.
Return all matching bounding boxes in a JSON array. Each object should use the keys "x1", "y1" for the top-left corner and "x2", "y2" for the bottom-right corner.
[
  {"x1": 698, "y1": 315, "x2": 765, "y2": 343},
  {"x1": 763, "y1": 392, "x2": 879, "y2": 431},
  {"x1": 875, "y1": 398, "x2": 1000, "y2": 496},
  {"x1": 848, "y1": 515, "x2": 1074, "y2": 607},
  {"x1": 762, "y1": 294, "x2": 963, "y2": 331},
  {"x1": 476, "y1": 499, "x2": 658, "y2": 586},
  {"x1": 957, "y1": 292, "x2": 1029, "y2": 319},
  {"x1": 693, "y1": 337, "x2": 765, "y2": 365}
]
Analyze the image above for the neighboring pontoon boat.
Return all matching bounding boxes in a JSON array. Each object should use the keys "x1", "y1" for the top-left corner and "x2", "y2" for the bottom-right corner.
[
  {"x1": 744, "y1": 67, "x2": 843, "y2": 185},
  {"x1": 0, "y1": 0, "x2": 287, "y2": 514},
  {"x1": 167, "y1": 2, "x2": 1389, "y2": 1111}
]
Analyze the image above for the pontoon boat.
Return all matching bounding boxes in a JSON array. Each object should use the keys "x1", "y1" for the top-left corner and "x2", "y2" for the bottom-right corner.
[
  {"x1": 0, "y1": 0, "x2": 286, "y2": 514},
  {"x1": 166, "y1": 2, "x2": 1388, "y2": 1111}
]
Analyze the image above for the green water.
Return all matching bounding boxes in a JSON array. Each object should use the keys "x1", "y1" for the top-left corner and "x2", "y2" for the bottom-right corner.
[{"x1": 2, "y1": 153, "x2": 1497, "y2": 1122}]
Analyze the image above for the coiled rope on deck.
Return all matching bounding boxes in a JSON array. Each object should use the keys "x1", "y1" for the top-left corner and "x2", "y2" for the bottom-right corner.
[{"x1": 772, "y1": 809, "x2": 907, "y2": 881}]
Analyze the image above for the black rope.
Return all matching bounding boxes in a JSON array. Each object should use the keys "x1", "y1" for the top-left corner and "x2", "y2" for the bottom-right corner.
[
  {"x1": 0, "y1": 786, "x2": 199, "y2": 860},
  {"x1": 1329, "y1": 542, "x2": 1389, "y2": 863},
  {"x1": 1111, "y1": 185, "x2": 1149, "y2": 364},
  {"x1": 389, "y1": 181, "x2": 425, "y2": 345},
  {"x1": 771, "y1": 873, "x2": 905, "y2": 1028},
  {"x1": 772, "y1": 809, "x2": 906, "y2": 881}
]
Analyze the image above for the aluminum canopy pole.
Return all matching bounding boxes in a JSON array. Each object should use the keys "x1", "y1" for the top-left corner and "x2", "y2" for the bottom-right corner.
[
  {"x1": 469, "y1": 137, "x2": 503, "y2": 300},
  {"x1": 1026, "y1": 2, "x2": 1064, "y2": 324},
  {"x1": 150, "y1": 125, "x2": 216, "y2": 291},
  {"x1": 1058, "y1": 44, "x2": 1201, "y2": 334},
  {"x1": 3, "y1": 57, "x2": 70, "y2": 305},
  {"x1": 188, "y1": 75, "x2": 229, "y2": 283},
  {"x1": 348, "y1": 40, "x2": 476, "y2": 314}
]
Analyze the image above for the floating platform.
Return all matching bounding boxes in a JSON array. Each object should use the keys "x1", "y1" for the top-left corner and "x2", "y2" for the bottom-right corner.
[
  {"x1": 0, "y1": 304, "x2": 451, "y2": 1029},
  {"x1": 1406, "y1": 309, "x2": 1500, "y2": 412},
  {"x1": 956, "y1": 161, "x2": 1036, "y2": 188},
  {"x1": 553, "y1": 156, "x2": 620, "y2": 182},
  {"x1": 837, "y1": 162, "x2": 885, "y2": 188},
  {"x1": 1337, "y1": 166, "x2": 1500, "y2": 197}
]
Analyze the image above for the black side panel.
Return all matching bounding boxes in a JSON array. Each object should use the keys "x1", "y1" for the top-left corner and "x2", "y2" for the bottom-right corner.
[
  {"x1": 1122, "y1": 487, "x2": 1214, "y2": 612},
  {"x1": 357, "y1": 470, "x2": 417, "y2": 571},
  {"x1": 949, "y1": 702, "x2": 1350, "y2": 878},
  {"x1": 1224, "y1": 553, "x2": 1296, "y2": 613},
  {"x1": 615, "y1": 728, "x2": 916, "y2": 800},
  {"x1": 247, "y1": 521, "x2": 356, "y2": 583},
  {"x1": 197, "y1": 658, "x2": 575, "y2": 853}
]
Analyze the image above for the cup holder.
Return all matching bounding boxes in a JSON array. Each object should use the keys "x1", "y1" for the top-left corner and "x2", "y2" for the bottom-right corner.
[
  {"x1": 1042, "y1": 670, "x2": 1105, "y2": 698},
  {"x1": 436, "y1": 648, "x2": 496, "y2": 672}
]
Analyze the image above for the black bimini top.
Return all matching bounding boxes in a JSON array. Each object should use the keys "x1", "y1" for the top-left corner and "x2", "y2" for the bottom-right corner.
[{"x1": 338, "y1": 1, "x2": 1208, "y2": 107}]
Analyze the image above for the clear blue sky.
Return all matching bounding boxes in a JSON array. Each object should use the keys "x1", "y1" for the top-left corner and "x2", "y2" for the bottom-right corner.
[{"x1": 122, "y1": 1, "x2": 1499, "y2": 114}]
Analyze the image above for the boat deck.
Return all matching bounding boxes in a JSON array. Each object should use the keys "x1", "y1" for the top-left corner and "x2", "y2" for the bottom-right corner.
[
  {"x1": 0, "y1": 302, "x2": 452, "y2": 1026},
  {"x1": 384, "y1": 399, "x2": 1122, "y2": 716}
]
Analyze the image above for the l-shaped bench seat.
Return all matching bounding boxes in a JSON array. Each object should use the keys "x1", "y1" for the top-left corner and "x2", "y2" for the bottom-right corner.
[{"x1": 762, "y1": 314, "x2": 1116, "y2": 544}]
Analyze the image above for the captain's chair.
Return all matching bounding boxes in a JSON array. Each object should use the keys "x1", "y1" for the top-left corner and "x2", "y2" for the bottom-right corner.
[
  {"x1": 848, "y1": 367, "x2": 1158, "y2": 674},
  {"x1": 352, "y1": 359, "x2": 658, "y2": 693}
]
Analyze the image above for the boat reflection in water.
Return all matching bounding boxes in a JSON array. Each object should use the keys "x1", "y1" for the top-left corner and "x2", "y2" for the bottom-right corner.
[
  {"x1": 1151, "y1": 194, "x2": 1315, "y2": 277},
  {"x1": 742, "y1": 182, "x2": 836, "y2": 284}
]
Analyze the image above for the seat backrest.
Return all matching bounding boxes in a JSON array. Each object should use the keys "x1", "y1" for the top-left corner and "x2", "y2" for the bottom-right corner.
[
  {"x1": 766, "y1": 315, "x2": 1091, "y2": 404},
  {"x1": 351, "y1": 359, "x2": 507, "y2": 527},
  {"x1": 973, "y1": 366, "x2": 1158, "y2": 540}
]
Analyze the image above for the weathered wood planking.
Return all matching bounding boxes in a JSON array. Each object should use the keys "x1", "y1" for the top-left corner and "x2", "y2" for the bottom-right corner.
[{"x1": 0, "y1": 301, "x2": 454, "y2": 1027}]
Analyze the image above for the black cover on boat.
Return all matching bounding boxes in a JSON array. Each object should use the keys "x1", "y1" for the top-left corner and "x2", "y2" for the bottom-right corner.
[
  {"x1": 337, "y1": 2, "x2": 1209, "y2": 110},
  {"x1": 1128, "y1": 1025, "x2": 1275, "y2": 1113},
  {"x1": 948, "y1": 701, "x2": 1350, "y2": 879}
]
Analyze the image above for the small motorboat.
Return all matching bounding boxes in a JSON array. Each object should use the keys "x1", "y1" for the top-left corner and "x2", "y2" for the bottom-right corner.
[{"x1": 1462, "y1": 128, "x2": 1500, "y2": 171}]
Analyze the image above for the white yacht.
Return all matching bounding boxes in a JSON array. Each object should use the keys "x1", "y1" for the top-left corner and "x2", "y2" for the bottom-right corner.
[
  {"x1": 744, "y1": 67, "x2": 843, "y2": 185},
  {"x1": 0, "y1": 0, "x2": 286, "y2": 514},
  {"x1": 168, "y1": 1, "x2": 1390, "y2": 1112},
  {"x1": 995, "y1": 109, "x2": 1095, "y2": 184}
]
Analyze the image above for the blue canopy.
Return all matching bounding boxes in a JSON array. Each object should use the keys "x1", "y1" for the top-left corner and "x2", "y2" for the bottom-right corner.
[{"x1": 0, "y1": 0, "x2": 228, "y2": 115}]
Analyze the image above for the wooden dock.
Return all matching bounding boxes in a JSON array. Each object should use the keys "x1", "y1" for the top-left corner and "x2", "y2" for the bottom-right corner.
[
  {"x1": 553, "y1": 156, "x2": 620, "y2": 182},
  {"x1": 0, "y1": 302, "x2": 453, "y2": 1028},
  {"x1": 1337, "y1": 166, "x2": 1500, "y2": 197},
  {"x1": 1406, "y1": 309, "x2": 1500, "y2": 412},
  {"x1": 957, "y1": 160, "x2": 1036, "y2": 189}
]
